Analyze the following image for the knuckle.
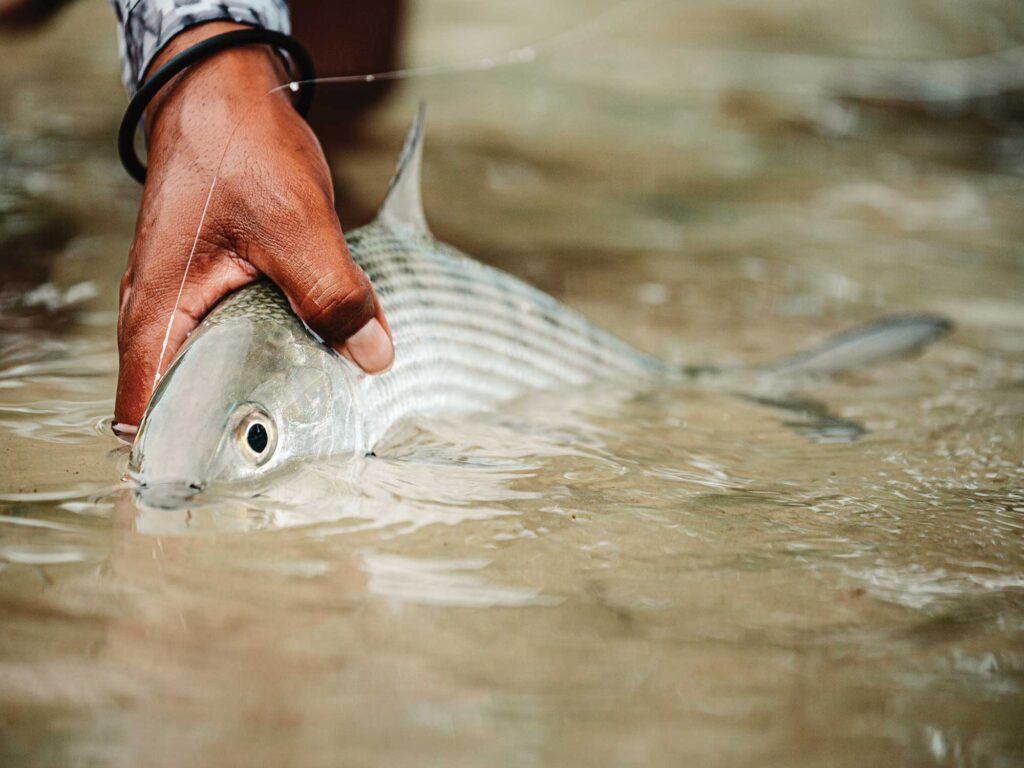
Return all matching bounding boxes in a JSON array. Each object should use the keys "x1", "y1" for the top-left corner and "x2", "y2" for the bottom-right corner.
[
  {"x1": 118, "y1": 271, "x2": 134, "y2": 329},
  {"x1": 301, "y1": 274, "x2": 375, "y2": 338},
  {"x1": 116, "y1": 276, "x2": 164, "y2": 350},
  {"x1": 119, "y1": 268, "x2": 134, "y2": 297}
]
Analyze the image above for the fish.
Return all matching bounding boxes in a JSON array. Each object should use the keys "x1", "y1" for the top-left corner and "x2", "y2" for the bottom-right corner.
[{"x1": 129, "y1": 106, "x2": 951, "y2": 503}]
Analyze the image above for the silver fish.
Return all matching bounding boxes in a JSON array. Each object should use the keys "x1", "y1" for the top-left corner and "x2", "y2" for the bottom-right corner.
[{"x1": 129, "y1": 107, "x2": 950, "y2": 501}]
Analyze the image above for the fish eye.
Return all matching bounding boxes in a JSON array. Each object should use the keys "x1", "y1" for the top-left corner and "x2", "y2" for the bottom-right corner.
[
  {"x1": 235, "y1": 407, "x2": 277, "y2": 466},
  {"x1": 247, "y1": 422, "x2": 268, "y2": 453}
]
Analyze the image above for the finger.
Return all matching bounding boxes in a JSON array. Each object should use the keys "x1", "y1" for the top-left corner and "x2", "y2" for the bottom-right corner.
[
  {"x1": 115, "y1": 254, "x2": 255, "y2": 428},
  {"x1": 115, "y1": 294, "x2": 194, "y2": 430},
  {"x1": 339, "y1": 290, "x2": 393, "y2": 372},
  {"x1": 249, "y1": 210, "x2": 394, "y2": 374}
]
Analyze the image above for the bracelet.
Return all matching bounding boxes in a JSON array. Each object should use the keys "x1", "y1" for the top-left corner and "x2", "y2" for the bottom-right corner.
[{"x1": 118, "y1": 28, "x2": 316, "y2": 184}]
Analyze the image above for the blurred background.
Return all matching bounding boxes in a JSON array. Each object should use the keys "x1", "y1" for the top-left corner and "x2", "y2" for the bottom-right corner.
[
  {"x1": 0, "y1": 1, "x2": 1022, "y2": 766},
  {"x1": 2, "y1": 0, "x2": 1023, "y2": 370}
]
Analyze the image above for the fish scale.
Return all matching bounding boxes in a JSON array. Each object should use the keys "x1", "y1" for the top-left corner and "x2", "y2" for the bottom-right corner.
[
  {"x1": 131, "y1": 107, "x2": 951, "y2": 492},
  {"x1": 346, "y1": 221, "x2": 668, "y2": 446},
  {"x1": 197, "y1": 217, "x2": 667, "y2": 452},
  {"x1": 352, "y1": 224, "x2": 664, "y2": 374}
]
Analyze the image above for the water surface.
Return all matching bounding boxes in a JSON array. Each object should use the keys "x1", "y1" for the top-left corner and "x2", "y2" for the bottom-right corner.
[{"x1": 1, "y1": 1, "x2": 1023, "y2": 765}]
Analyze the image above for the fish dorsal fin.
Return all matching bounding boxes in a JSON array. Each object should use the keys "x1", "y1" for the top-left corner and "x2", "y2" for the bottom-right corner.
[{"x1": 378, "y1": 103, "x2": 429, "y2": 232}]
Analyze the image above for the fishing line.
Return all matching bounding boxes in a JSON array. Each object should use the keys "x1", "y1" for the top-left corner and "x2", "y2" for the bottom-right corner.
[
  {"x1": 149, "y1": 0, "x2": 664, "y2": 395},
  {"x1": 273, "y1": 0, "x2": 661, "y2": 91}
]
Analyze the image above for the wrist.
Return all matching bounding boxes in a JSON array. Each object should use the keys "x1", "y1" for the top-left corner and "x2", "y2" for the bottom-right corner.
[{"x1": 143, "y1": 22, "x2": 293, "y2": 145}]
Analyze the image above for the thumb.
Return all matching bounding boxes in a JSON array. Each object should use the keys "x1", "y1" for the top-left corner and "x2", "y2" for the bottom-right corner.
[{"x1": 250, "y1": 216, "x2": 394, "y2": 374}]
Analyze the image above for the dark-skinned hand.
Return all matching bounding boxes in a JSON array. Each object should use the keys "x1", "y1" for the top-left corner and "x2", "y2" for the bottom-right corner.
[{"x1": 115, "y1": 21, "x2": 393, "y2": 434}]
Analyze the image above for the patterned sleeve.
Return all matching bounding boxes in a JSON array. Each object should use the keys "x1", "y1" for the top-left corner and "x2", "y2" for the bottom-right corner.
[{"x1": 110, "y1": 0, "x2": 291, "y2": 96}]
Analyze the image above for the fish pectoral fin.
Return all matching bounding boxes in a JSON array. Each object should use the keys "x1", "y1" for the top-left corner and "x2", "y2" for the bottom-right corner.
[
  {"x1": 755, "y1": 314, "x2": 952, "y2": 376},
  {"x1": 377, "y1": 102, "x2": 430, "y2": 233}
]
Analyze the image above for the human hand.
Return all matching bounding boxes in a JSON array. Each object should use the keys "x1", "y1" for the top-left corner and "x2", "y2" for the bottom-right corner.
[{"x1": 115, "y1": 22, "x2": 393, "y2": 433}]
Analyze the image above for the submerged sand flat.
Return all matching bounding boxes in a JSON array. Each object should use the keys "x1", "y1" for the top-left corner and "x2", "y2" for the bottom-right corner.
[{"x1": 0, "y1": 0, "x2": 1022, "y2": 765}]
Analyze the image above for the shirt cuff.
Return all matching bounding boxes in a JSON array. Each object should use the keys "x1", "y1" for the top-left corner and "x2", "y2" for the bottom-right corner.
[{"x1": 111, "y1": 0, "x2": 291, "y2": 96}]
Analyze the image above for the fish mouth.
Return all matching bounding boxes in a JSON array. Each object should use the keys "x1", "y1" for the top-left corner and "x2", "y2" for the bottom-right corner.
[{"x1": 132, "y1": 478, "x2": 206, "y2": 510}]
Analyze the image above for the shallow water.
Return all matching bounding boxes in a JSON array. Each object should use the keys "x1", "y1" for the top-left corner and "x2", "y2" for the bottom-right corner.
[{"x1": 1, "y1": 0, "x2": 1023, "y2": 765}]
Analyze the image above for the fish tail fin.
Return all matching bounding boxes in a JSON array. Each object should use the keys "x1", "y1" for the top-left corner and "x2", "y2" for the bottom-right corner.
[
  {"x1": 377, "y1": 102, "x2": 430, "y2": 232},
  {"x1": 755, "y1": 314, "x2": 952, "y2": 376}
]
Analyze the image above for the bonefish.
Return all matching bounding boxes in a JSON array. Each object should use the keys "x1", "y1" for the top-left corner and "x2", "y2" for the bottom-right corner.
[{"x1": 129, "y1": 106, "x2": 950, "y2": 504}]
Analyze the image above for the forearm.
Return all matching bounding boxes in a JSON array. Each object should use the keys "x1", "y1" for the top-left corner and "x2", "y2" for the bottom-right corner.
[{"x1": 109, "y1": 0, "x2": 290, "y2": 94}]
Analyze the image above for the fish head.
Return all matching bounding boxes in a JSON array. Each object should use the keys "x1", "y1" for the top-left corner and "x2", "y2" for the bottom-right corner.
[{"x1": 128, "y1": 289, "x2": 356, "y2": 506}]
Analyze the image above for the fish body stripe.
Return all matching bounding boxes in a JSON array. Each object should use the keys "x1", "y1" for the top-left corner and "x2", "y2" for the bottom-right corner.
[{"x1": 203, "y1": 221, "x2": 665, "y2": 447}]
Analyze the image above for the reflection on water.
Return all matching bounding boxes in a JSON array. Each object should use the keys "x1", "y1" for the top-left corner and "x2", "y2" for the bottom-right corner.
[{"x1": 1, "y1": 0, "x2": 1023, "y2": 765}]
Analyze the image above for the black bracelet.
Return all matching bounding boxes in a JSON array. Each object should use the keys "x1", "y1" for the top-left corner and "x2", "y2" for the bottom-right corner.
[{"x1": 118, "y1": 28, "x2": 316, "y2": 184}]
